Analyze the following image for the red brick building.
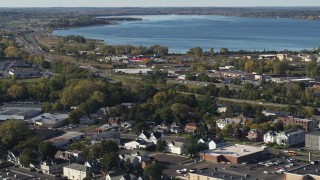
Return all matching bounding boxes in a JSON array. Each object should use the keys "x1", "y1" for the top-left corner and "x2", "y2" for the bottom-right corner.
[
  {"x1": 199, "y1": 144, "x2": 267, "y2": 164},
  {"x1": 277, "y1": 116, "x2": 315, "y2": 132}
]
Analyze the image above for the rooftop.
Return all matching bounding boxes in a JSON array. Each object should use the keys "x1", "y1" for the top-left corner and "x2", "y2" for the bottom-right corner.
[
  {"x1": 287, "y1": 163, "x2": 320, "y2": 177},
  {"x1": 201, "y1": 144, "x2": 267, "y2": 158},
  {"x1": 31, "y1": 113, "x2": 69, "y2": 124},
  {"x1": 46, "y1": 131, "x2": 84, "y2": 144},
  {"x1": 64, "y1": 163, "x2": 87, "y2": 172},
  {"x1": 278, "y1": 129, "x2": 305, "y2": 136},
  {"x1": 189, "y1": 168, "x2": 249, "y2": 180}
]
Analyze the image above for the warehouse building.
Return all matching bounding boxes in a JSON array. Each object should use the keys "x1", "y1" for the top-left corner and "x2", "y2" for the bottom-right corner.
[
  {"x1": 199, "y1": 144, "x2": 268, "y2": 164},
  {"x1": 45, "y1": 131, "x2": 84, "y2": 147}
]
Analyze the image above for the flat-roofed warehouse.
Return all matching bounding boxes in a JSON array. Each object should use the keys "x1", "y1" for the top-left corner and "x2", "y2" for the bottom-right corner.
[
  {"x1": 45, "y1": 131, "x2": 84, "y2": 147},
  {"x1": 0, "y1": 104, "x2": 42, "y2": 121},
  {"x1": 31, "y1": 113, "x2": 69, "y2": 128},
  {"x1": 199, "y1": 144, "x2": 268, "y2": 164}
]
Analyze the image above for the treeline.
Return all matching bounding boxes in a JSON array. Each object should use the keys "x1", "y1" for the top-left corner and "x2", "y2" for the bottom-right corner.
[
  {"x1": 48, "y1": 15, "x2": 108, "y2": 28},
  {"x1": 0, "y1": 37, "x2": 50, "y2": 68}
]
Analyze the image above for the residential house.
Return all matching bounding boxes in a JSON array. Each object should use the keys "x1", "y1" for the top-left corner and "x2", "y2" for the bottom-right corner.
[
  {"x1": 79, "y1": 115, "x2": 96, "y2": 125},
  {"x1": 89, "y1": 131, "x2": 121, "y2": 145},
  {"x1": 263, "y1": 131, "x2": 278, "y2": 144},
  {"x1": 124, "y1": 140, "x2": 153, "y2": 150},
  {"x1": 85, "y1": 159, "x2": 101, "y2": 174},
  {"x1": 185, "y1": 122, "x2": 197, "y2": 134},
  {"x1": 119, "y1": 153, "x2": 148, "y2": 167},
  {"x1": 41, "y1": 159, "x2": 69, "y2": 175},
  {"x1": 305, "y1": 131, "x2": 320, "y2": 151},
  {"x1": 276, "y1": 129, "x2": 305, "y2": 146},
  {"x1": 170, "y1": 122, "x2": 183, "y2": 134},
  {"x1": 232, "y1": 128, "x2": 248, "y2": 140},
  {"x1": 217, "y1": 104, "x2": 227, "y2": 113},
  {"x1": 55, "y1": 150, "x2": 84, "y2": 164},
  {"x1": 63, "y1": 163, "x2": 87, "y2": 180},
  {"x1": 137, "y1": 131, "x2": 163, "y2": 144},
  {"x1": 166, "y1": 141, "x2": 186, "y2": 155},
  {"x1": 277, "y1": 116, "x2": 315, "y2": 132},
  {"x1": 7, "y1": 151, "x2": 20, "y2": 165},
  {"x1": 216, "y1": 115, "x2": 247, "y2": 129},
  {"x1": 247, "y1": 129, "x2": 264, "y2": 142},
  {"x1": 121, "y1": 121, "x2": 134, "y2": 131},
  {"x1": 109, "y1": 117, "x2": 121, "y2": 126},
  {"x1": 198, "y1": 136, "x2": 225, "y2": 150}
]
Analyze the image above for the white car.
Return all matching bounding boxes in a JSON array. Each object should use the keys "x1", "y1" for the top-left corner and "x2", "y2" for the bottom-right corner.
[
  {"x1": 263, "y1": 171, "x2": 269, "y2": 174},
  {"x1": 277, "y1": 169, "x2": 285, "y2": 174},
  {"x1": 176, "y1": 170, "x2": 182, "y2": 174}
]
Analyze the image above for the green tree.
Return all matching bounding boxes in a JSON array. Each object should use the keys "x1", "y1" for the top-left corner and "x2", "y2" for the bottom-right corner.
[
  {"x1": 101, "y1": 152, "x2": 119, "y2": 171},
  {"x1": 187, "y1": 47, "x2": 203, "y2": 58},
  {"x1": 185, "y1": 135, "x2": 199, "y2": 158},
  {"x1": 4, "y1": 45, "x2": 19, "y2": 58},
  {"x1": 124, "y1": 158, "x2": 134, "y2": 173},
  {"x1": 170, "y1": 103, "x2": 190, "y2": 123},
  {"x1": 144, "y1": 161, "x2": 163, "y2": 180},
  {"x1": 156, "y1": 140, "x2": 167, "y2": 152},
  {"x1": 0, "y1": 120, "x2": 33, "y2": 149},
  {"x1": 7, "y1": 84, "x2": 25, "y2": 99},
  {"x1": 39, "y1": 142, "x2": 57, "y2": 160},
  {"x1": 19, "y1": 148, "x2": 37, "y2": 167}
]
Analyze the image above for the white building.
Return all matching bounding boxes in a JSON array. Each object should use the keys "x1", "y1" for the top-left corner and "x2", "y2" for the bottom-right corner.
[
  {"x1": 137, "y1": 131, "x2": 163, "y2": 144},
  {"x1": 198, "y1": 136, "x2": 225, "y2": 150},
  {"x1": 41, "y1": 159, "x2": 69, "y2": 175},
  {"x1": 45, "y1": 131, "x2": 84, "y2": 147},
  {"x1": 216, "y1": 116, "x2": 246, "y2": 130},
  {"x1": 124, "y1": 140, "x2": 153, "y2": 150},
  {"x1": 89, "y1": 131, "x2": 120, "y2": 145},
  {"x1": 63, "y1": 163, "x2": 87, "y2": 180},
  {"x1": 31, "y1": 113, "x2": 69, "y2": 128},
  {"x1": 276, "y1": 129, "x2": 305, "y2": 146},
  {"x1": 166, "y1": 141, "x2": 186, "y2": 155},
  {"x1": 263, "y1": 131, "x2": 278, "y2": 144}
]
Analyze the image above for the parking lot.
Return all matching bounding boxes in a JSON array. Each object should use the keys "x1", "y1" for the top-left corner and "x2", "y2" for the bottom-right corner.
[
  {"x1": 150, "y1": 153, "x2": 189, "y2": 178},
  {"x1": 150, "y1": 152, "x2": 309, "y2": 180}
]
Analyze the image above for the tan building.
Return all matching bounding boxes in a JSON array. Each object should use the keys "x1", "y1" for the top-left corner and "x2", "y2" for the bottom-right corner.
[
  {"x1": 63, "y1": 163, "x2": 87, "y2": 180},
  {"x1": 189, "y1": 171, "x2": 248, "y2": 180}
]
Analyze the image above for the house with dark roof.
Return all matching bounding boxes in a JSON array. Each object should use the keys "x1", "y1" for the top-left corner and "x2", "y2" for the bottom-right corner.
[
  {"x1": 137, "y1": 131, "x2": 163, "y2": 144},
  {"x1": 198, "y1": 136, "x2": 225, "y2": 150}
]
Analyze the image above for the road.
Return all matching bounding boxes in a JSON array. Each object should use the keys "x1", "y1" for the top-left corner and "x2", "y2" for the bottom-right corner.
[{"x1": 167, "y1": 79, "x2": 242, "y2": 90}]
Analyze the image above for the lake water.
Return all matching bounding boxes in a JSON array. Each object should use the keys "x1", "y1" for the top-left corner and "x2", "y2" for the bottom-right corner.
[{"x1": 53, "y1": 15, "x2": 320, "y2": 53}]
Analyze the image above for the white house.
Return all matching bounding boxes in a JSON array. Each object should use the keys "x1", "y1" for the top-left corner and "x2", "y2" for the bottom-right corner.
[
  {"x1": 137, "y1": 131, "x2": 163, "y2": 144},
  {"x1": 166, "y1": 141, "x2": 186, "y2": 155},
  {"x1": 124, "y1": 140, "x2": 153, "y2": 150},
  {"x1": 198, "y1": 136, "x2": 225, "y2": 150},
  {"x1": 217, "y1": 104, "x2": 227, "y2": 113},
  {"x1": 276, "y1": 129, "x2": 305, "y2": 146},
  {"x1": 263, "y1": 131, "x2": 278, "y2": 144},
  {"x1": 119, "y1": 153, "x2": 148, "y2": 167},
  {"x1": 216, "y1": 116, "x2": 246, "y2": 130},
  {"x1": 63, "y1": 163, "x2": 87, "y2": 180}
]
